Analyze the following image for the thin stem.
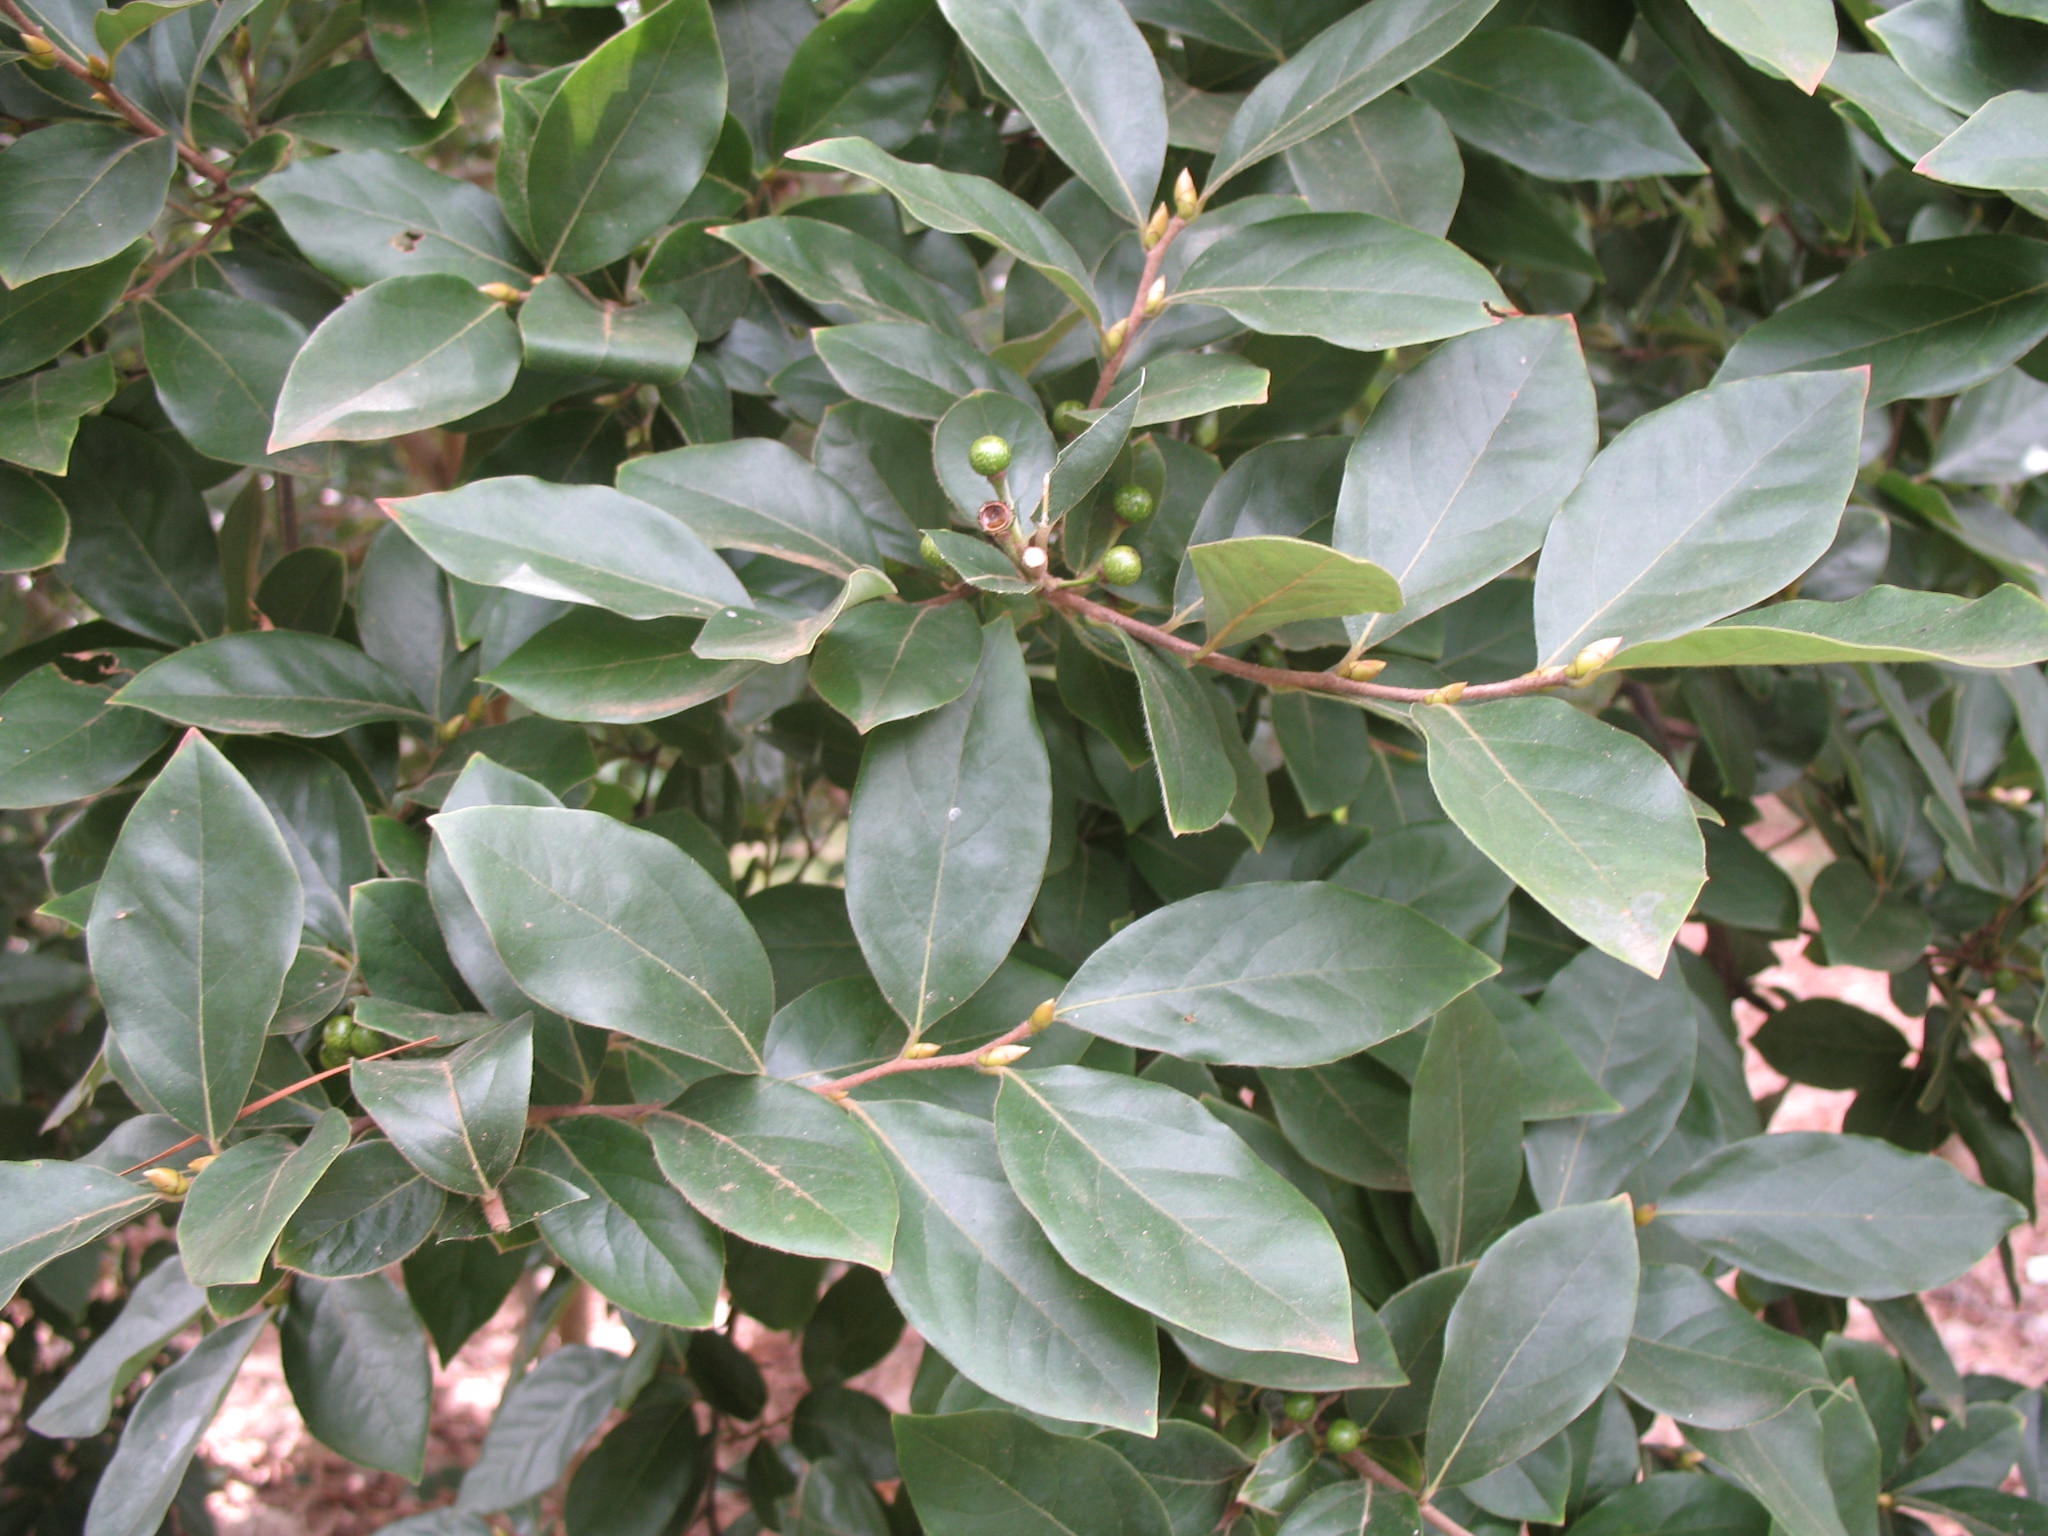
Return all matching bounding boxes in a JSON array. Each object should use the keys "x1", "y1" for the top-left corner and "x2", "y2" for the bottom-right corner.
[
  {"x1": 1089, "y1": 213, "x2": 1187, "y2": 409},
  {"x1": 1342, "y1": 1451, "x2": 1480, "y2": 1536},
  {"x1": 1047, "y1": 585, "x2": 1574, "y2": 706},
  {"x1": 813, "y1": 1016, "x2": 1040, "y2": 1096},
  {"x1": 0, "y1": 0, "x2": 232, "y2": 188},
  {"x1": 128, "y1": 196, "x2": 249, "y2": 303}
]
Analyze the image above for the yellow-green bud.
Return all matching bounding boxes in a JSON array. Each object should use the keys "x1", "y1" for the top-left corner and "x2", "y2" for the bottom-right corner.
[
  {"x1": 1142, "y1": 276, "x2": 1167, "y2": 317},
  {"x1": 186, "y1": 1154, "x2": 218, "y2": 1175},
  {"x1": 903, "y1": 1041, "x2": 943, "y2": 1059},
  {"x1": 1142, "y1": 203, "x2": 1170, "y2": 249},
  {"x1": 1567, "y1": 636, "x2": 1623, "y2": 682},
  {"x1": 1102, "y1": 318, "x2": 1129, "y2": 353},
  {"x1": 86, "y1": 53, "x2": 110, "y2": 80},
  {"x1": 1174, "y1": 167, "x2": 1200, "y2": 220},
  {"x1": 142, "y1": 1167, "x2": 189, "y2": 1199},
  {"x1": 978, "y1": 1043, "x2": 1031, "y2": 1068},
  {"x1": 21, "y1": 33, "x2": 57, "y2": 67},
  {"x1": 1342, "y1": 658, "x2": 1386, "y2": 682},
  {"x1": 1423, "y1": 680, "x2": 1467, "y2": 705},
  {"x1": 1028, "y1": 999, "x2": 1059, "y2": 1033},
  {"x1": 477, "y1": 281, "x2": 526, "y2": 304}
]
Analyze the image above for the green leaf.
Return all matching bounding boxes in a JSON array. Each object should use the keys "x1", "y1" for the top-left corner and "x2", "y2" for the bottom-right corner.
[
  {"x1": 1534, "y1": 369, "x2": 1868, "y2": 666},
  {"x1": 270, "y1": 61, "x2": 449, "y2": 151},
  {"x1": 275, "y1": 1138, "x2": 446, "y2": 1278},
  {"x1": 1167, "y1": 1297, "x2": 1406, "y2": 1391},
  {"x1": 517, "y1": 274, "x2": 696, "y2": 385},
  {"x1": 88, "y1": 732, "x2": 304, "y2": 1142},
  {"x1": 814, "y1": 320, "x2": 1038, "y2": 420},
  {"x1": 1285, "y1": 95, "x2": 1464, "y2": 236},
  {"x1": 279, "y1": 1273, "x2": 433, "y2": 1480},
  {"x1": 1752, "y1": 1000, "x2": 1908, "y2": 1091},
  {"x1": 1410, "y1": 995, "x2": 1522, "y2": 1263},
  {"x1": 936, "y1": 0, "x2": 1165, "y2": 225},
  {"x1": 1263, "y1": 1056, "x2": 1412, "y2": 1189},
  {"x1": 0, "y1": 239, "x2": 150, "y2": 377},
  {"x1": 179, "y1": 1111, "x2": 350, "y2": 1286},
  {"x1": 564, "y1": 1393, "x2": 710, "y2": 1536},
  {"x1": 366, "y1": 0, "x2": 499, "y2": 114},
  {"x1": 1611, "y1": 584, "x2": 2048, "y2": 668},
  {"x1": 995, "y1": 1065, "x2": 1357, "y2": 1359},
  {"x1": 1655, "y1": 1131, "x2": 2024, "y2": 1298},
  {"x1": 0, "y1": 463, "x2": 68, "y2": 571},
  {"x1": 1411, "y1": 27, "x2": 1706, "y2": 178},
  {"x1": 110, "y1": 633, "x2": 431, "y2": 736},
  {"x1": 82, "y1": 1313, "x2": 267, "y2": 1536},
  {"x1": 527, "y1": 1116, "x2": 725, "y2": 1327},
  {"x1": 269, "y1": 275, "x2": 520, "y2": 449},
  {"x1": 353, "y1": 878, "x2": 472, "y2": 1013},
  {"x1": 811, "y1": 598, "x2": 983, "y2": 733},
  {"x1": 1808, "y1": 859, "x2": 1930, "y2": 971},
  {"x1": 933, "y1": 390, "x2": 1058, "y2": 524},
  {"x1": 484, "y1": 610, "x2": 758, "y2": 724},
  {"x1": 1686, "y1": 1399, "x2": 1850, "y2": 1536},
  {"x1": 791, "y1": 137, "x2": 1102, "y2": 323},
  {"x1": 0, "y1": 1159, "x2": 157, "y2": 1309},
  {"x1": 1718, "y1": 239, "x2": 2048, "y2": 405},
  {"x1": 1569, "y1": 1474, "x2": 1769, "y2": 1536},
  {"x1": 1523, "y1": 950, "x2": 1700, "y2": 1207},
  {"x1": 1119, "y1": 354, "x2": 1274, "y2": 428},
  {"x1": 1823, "y1": 52, "x2": 1962, "y2": 162},
  {"x1": 896, "y1": 1410, "x2": 1176, "y2": 1536},
  {"x1": 258, "y1": 150, "x2": 533, "y2": 288},
  {"x1": 139, "y1": 291, "x2": 311, "y2": 472},
  {"x1": 855, "y1": 1098, "x2": 1160, "y2": 1433},
  {"x1": 27, "y1": 1257, "x2": 204, "y2": 1438},
  {"x1": 1208, "y1": 0, "x2": 1504, "y2": 187},
  {"x1": 619, "y1": 439, "x2": 883, "y2": 576},
  {"x1": 57, "y1": 418, "x2": 225, "y2": 645},
  {"x1": 0, "y1": 354, "x2": 115, "y2": 474},
  {"x1": 1188, "y1": 535, "x2": 1401, "y2": 655},
  {"x1": 647, "y1": 1074, "x2": 897, "y2": 1267},
  {"x1": 1918, "y1": 91, "x2": 2048, "y2": 193},
  {"x1": 1412, "y1": 698, "x2": 1705, "y2": 975},
  {"x1": 847, "y1": 618, "x2": 1050, "y2": 1034},
  {"x1": 1173, "y1": 213, "x2": 1505, "y2": 351},
  {"x1": 351, "y1": 1017, "x2": 533, "y2": 1198},
  {"x1": 384, "y1": 476, "x2": 747, "y2": 620},
  {"x1": 520, "y1": 0, "x2": 725, "y2": 274},
  {"x1": 770, "y1": 0, "x2": 954, "y2": 155},
  {"x1": 456, "y1": 1344, "x2": 629, "y2": 1514},
  {"x1": 1116, "y1": 631, "x2": 1239, "y2": 834},
  {"x1": 1616, "y1": 1264, "x2": 1831, "y2": 1430},
  {"x1": 1058, "y1": 880, "x2": 1495, "y2": 1066},
  {"x1": 1680, "y1": 0, "x2": 1834, "y2": 92},
  {"x1": 0, "y1": 124, "x2": 176, "y2": 287},
  {"x1": 1423, "y1": 1198, "x2": 1639, "y2": 1494},
  {"x1": 1277, "y1": 1482, "x2": 1425, "y2": 1536},
  {"x1": 1868, "y1": 0, "x2": 2048, "y2": 114},
  {"x1": 0, "y1": 656, "x2": 173, "y2": 810},
  {"x1": 432, "y1": 806, "x2": 772, "y2": 1072},
  {"x1": 715, "y1": 215, "x2": 970, "y2": 336}
]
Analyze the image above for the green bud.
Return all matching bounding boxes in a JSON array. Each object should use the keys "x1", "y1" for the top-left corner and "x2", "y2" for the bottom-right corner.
[
  {"x1": 967, "y1": 434, "x2": 1012, "y2": 477},
  {"x1": 1100, "y1": 545, "x2": 1143, "y2": 586},
  {"x1": 1113, "y1": 484, "x2": 1156, "y2": 523}
]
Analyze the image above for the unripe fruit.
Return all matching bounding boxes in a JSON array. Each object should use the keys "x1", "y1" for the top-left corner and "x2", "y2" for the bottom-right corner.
[
  {"x1": 347, "y1": 1022, "x2": 383, "y2": 1056},
  {"x1": 920, "y1": 532, "x2": 949, "y2": 571},
  {"x1": 320, "y1": 1042, "x2": 351, "y2": 1071},
  {"x1": 323, "y1": 1016, "x2": 356, "y2": 1052},
  {"x1": 1054, "y1": 399, "x2": 1091, "y2": 435},
  {"x1": 968, "y1": 434, "x2": 1012, "y2": 477},
  {"x1": 1323, "y1": 1418, "x2": 1362, "y2": 1454},
  {"x1": 1113, "y1": 484, "x2": 1155, "y2": 523},
  {"x1": 1282, "y1": 1393, "x2": 1317, "y2": 1423},
  {"x1": 1101, "y1": 545, "x2": 1143, "y2": 585}
]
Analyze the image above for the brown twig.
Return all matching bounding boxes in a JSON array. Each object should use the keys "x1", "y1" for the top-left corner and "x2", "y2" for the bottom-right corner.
[
  {"x1": 1342, "y1": 1452, "x2": 1480, "y2": 1536},
  {"x1": 1089, "y1": 213, "x2": 1187, "y2": 409},
  {"x1": 1046, "y1": 586, "x2": 1575, "y2": 707},
  {"x1": 128, "y1": 196, "x2": 249, "y2": 303},
  {"x1": 0, "y1": 0, "x2": 232, "y2": 189},
  {"x1": 815, "y1": 1015, "x2": 1041, "y2": 1096}
]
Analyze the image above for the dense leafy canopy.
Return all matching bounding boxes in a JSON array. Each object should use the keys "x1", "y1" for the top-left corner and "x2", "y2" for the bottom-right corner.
[{"x1": 0, "y1": 1, "x2": 2045, "y2": 1534}]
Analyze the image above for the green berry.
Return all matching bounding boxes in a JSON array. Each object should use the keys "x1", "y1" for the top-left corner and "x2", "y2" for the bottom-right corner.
[
  {"x1": 347, "y1": 1022, "x2": 383, "y2": 1056},
  {"x1": 1282, "y1": 1393, "x2": 1318, "y2": 1423},
  {"x1": 1100, "y1": 545, "x2": 1143, "y2": 586},
  {"x1": 323, "y1": 1016, "x2": 356, "y2": 1052},
  {"x1": 920, "y1": 531, "x2": 949, "y2": 571},
  {"x1": 1053, "y1": 399, "x2": 1090, "y2": 435},
  {"x1": 968, "y1": 434, "x2": 1012, "y2": 477},
  {"x1": 319, "y1": 1041, "x2": 351, "y2": 1072},
  {"x1": 1323, "y1": 1418, "x2": 1362, "y2": 1454},
  {"x1": 1113, "y1": 484, "x2": 1156, "y2": 523},
  {"x1": 2031, "y1": 895, "x2": 2048, "y2": 927}
]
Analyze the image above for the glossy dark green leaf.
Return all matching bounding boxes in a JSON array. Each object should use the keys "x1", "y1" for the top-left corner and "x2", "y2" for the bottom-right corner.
[
  {"x1": 1424, "y1": 1198, "x2": 1639, "y2": 1494},
  {"x1": 139, "y1": 290, "x2": 310, "y2": 472},
  {"x1": 58, "y1": 418, "x2": 225, "y2": 645},
  {"x1": 270, "y1": 60, "x2": 448, "y2": 150},
  {"x1": 717, "y1": 214, "x2": 969, "y2": 336},
  {"x1": 1868, "y1": 0, "x2": 2048, "y2": 114},
  {"x1": 179, "y1": 1111, "x2": 350, "y2": 1286},
  {"x1": 1058, "y1": 880, "x2": 1494, "y2": 1066},
  {"x1": 564, "y1": 1391, "x2": 709, "y2": 1536},
  {"x1": 0, "y1": 353, "x2": 115, "y2": 474},
  {"x1": 455, "y1": 1344, "x2": 629, "y2": 1514},
  {"x1": 384, "y1": 476, "x2": 747, "y2": 620},
  {"x1": 520, "y1": 0, "x2": 724, "y2": 274},
  {"x1": 1918, "y1": 91, "x2": 2048, "y2": 193},
  {"x1": 815, "y1": 319, "x2": 1037, "y2": 419},
  {"x1": 1168, "y1": 1295, "x2": 1405, "y2": 1391},
  {"x1": 1116, "y1": 631, "x2": 1237, "y2": 833},
  {"x1": 1264, "y1": 1055, "x2": 1412, "y2": 1189},
  {"x1": 1569, "y1": 1473, "x2": 1769, "y2": 1536},
  {"x1": 1535, "y1": 369, "x2": 1867, "y2": 666},
  {"x1": 88, "y1": 732, "x2": 303, "y2": 1141},
  {"x1": 1285, "y1": 95, "x2": 1463, "y2": 236},
  {"x1": 483, "y1": 610, "x2": 756, "y2": 725},
  {"x1": 0, "y1": 656, "x2": 173, "y2": 810},
  {"x1": 1808, "y1": 859, "x2": 1929, "y2": 970},
  {"x1": 0, "y1": 462, "x2": 68, "y2": 571},
  {"x1": 0, "y1": 1158, "x2": 158, "y2": 1309},
  {"x1": 855, "y1": 1098, "x2": 1161, "y2": 1433},
  {"x1": 1208, "y1": 0, "x2": 1504, "y2": 186},
  {"x1": 0, "y1": 123, "x2": 176, "y2": 287},
  {"x1": 280, "y1": 1273, "x2": 432, "y2": 1480},
  {"x1": 528, "y1": 1116, "x2": 724, "y2": 1326},
  {"x1": 366, "y1": 0, "x2": 499, "y2": 113},
  {"x1": 1276, "y1": 1481, "x2": 1425, "y2": 1536},
  {"x1": 647, "y1": 1074, "x2": 897, "y2": 1266},
  {"x1": 1655, "y1": 1131, "x2": 2024, "y2": 1297},
  {"x1": 937, "y1": 0, "x2": 1165, "y2": 225},
  {"x1": 1614, "y1": 584, "x2": 2048, "y2": 669},
  {"x1": 81, "y1": 1312, "x2": 267, "y2": 1536},
  {"x1": 111, "y1": 633, "x2": 431, "y2": 736},
  {"x1": 811, "y1": 598, "x2": 982, "y2": 733},
  {"x1": 1686, "y1": 1399, "x2": 1848, "y2": 1536},
  {"x1": 996, "y1": 1065, "x2": 1356, "y2": 1359},
  {"x1": 1189, "y1": 536, "x2": 1400, "y2": 654},
  {"x1": 1751, "y1": 1000, "x2": 1908, "y2": 1091},
  {"x1": 275, "y1": 1138, "x2": 446, "y2": 1278},
  {"x1": 771, "y1": 0, "x2": 953, "y2": 153},
  {"x1": 517, "y1": 274, "x2": 696, "y2": 384},
  {"x1": 1410, "y1": 996, "x2": 1522, "y2": 1263},
  {"x1": 1719, "y1": 240, "x2": 2048, "y2": 405},
  {"x1": 896, "y1": 1409, "x2": 1175, "y2": 1536},
  {"x1": 270, "y1": 275, "x2": 520, "y2": 449},
  {"x1": 352, "y1": 878, "x2": 470, "y2": 1013},
  {"x1": 1174, "y1": 213, "x2": 1504, "y2": 351},
  {"x1": 847, "y1": 618, "x2": 1049, "y2": 1034},
  {"x1": 352, "y1": 1017, "x2": 533, "y2": 1198},
  {"x1": 258, "y1": 150, "x2": 533, "y2": 288},
  {"x1": 0, "y1": 239, "x2": 150, "y2": 377},
  {"x1": 27, "y1": 1256, "x2": 204, "y2": 1438},
  {"x1": 619, "y1": 438, "x2": 882, "y2": 576},
  {"x1": 1616, "y1": 1264, "x2": 1831, "y2": 1430}
]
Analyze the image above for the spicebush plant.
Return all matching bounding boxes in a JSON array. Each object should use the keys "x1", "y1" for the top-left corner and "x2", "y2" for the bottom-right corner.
[{"x1": 2, "y1": 0, "x2": 2048, "y2": 1532}]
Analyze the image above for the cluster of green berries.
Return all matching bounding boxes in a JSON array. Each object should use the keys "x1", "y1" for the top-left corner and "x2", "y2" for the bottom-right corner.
[
  {"x1": 319, "y1": 1015, "x2": 384, "y2": 1070},
  {"x1": 1281, "y1": 1394, "x2": 1361, "y2": 1452},
  {"x1": 957, "y1": 434, "x2": 1151, "y2": 586}
]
